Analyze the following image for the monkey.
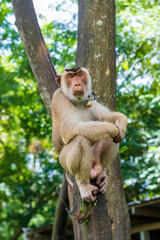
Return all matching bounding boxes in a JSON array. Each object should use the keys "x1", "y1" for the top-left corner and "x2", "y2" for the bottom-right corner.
[{"x1": 51, "y1": 67, "x2": 127, "y2": 202}]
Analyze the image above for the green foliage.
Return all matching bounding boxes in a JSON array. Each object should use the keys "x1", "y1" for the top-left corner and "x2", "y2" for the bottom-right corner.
[
  {"x1": 73, "y1": 201, "x2": 97, "y2": 224},
  {"x1": 42, "y1": 21, "x2": 77, "y2": 72},
  {"x1": 0, "y1": 54, "x2": 63, "y2": 238},
  {"x1": 116, "y1": 0, "x2": 160, "y2": 202}
]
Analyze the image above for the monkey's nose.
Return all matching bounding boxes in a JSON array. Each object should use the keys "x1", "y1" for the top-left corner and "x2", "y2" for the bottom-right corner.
[{"x1": 74, "y1": 83, "x2": 81, "y2": 87}]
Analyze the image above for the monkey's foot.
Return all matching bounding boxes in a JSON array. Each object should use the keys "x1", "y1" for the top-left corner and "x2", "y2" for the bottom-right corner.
[
  {"x1": 78, "y1": 183, "x2": 99, "y2": 202},
  {"x1": 96, "y1": 172, "x2": 108, "y2": 194}
]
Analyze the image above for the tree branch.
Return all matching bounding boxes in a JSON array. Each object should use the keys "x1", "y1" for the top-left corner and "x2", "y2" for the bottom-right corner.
[
  {"x1": 11, "y1": 228, "x2": 23, "y2": 240},
  {"x1": 11, "y1": 0, "x2": 58, "y2": 115},
  {"x1": 52, "y1": 176, "x2": 69, "y2": 240}
]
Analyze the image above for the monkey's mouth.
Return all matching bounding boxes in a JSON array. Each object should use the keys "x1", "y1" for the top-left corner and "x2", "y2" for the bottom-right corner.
[{"x1": 72, "y1": 91, "x2": 84, "y2": 96}]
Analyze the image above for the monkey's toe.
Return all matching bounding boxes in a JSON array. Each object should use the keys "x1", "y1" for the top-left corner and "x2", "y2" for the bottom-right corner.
[
  {"x1": 99, "y1": 184, "x2": 107, "y2": 194},
  {"x1": 96, "y1": 172, "x2": 108, "y2": 195},
  {"x1": 96, "y1": 172, "x2": 108, "y2": 186}
]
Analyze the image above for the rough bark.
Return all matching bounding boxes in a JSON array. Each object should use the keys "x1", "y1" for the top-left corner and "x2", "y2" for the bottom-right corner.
[
  {"x1": 11, "y1": 0, "x2": 58, "y2": 115},
  {"x1": 75, "y1": 0, "x2": 131, "y2": 240},
  {"x1": 51, "y1": 176, "x2": 69, "y2": 240},
  {"x1": 106, "y1": 156, "x2": 131, "y2": 240},
  {"x1": 76, "y1": 0, "x2": 116, "y2": 110}
]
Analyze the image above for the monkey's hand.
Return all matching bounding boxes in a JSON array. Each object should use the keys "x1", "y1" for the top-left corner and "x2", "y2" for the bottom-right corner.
[
  {"x1": 113, "y1": 119, "x2": 126, "y2": 143},
  {"x1": 107, "y1": 123, "x2": 119, "y2": 139},
  {"x1": 96, "y1": 172, "x2": 108, "y2": 194}
]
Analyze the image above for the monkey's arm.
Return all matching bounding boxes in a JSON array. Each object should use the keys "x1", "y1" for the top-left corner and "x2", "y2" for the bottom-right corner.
[
  {"x1": 51, "y1": 90, "x2": 119, "y2": 144},
  {"x1": 73, "y1": 121, "x2": 119, "y2": 143},
  {"x1": 91, "y1": 101, "x2": 128, "y2": 142},
  {"x1": 58, "y1": 120, "x2": 119, "y2": 144}
]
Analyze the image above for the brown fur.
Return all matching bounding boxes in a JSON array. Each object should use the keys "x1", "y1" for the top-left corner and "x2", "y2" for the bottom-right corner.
[{"x1": 51, "y1": 67, "x2": 127, "y2": 202}]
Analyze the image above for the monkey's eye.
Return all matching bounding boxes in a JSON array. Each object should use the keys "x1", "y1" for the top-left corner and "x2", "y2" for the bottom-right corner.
[
  {"x1": 77, "y1": 72, "x2": 83, "y2": 77},
  {"x1": 68, "y1": 74, "x2": 74, "y2": 78}
]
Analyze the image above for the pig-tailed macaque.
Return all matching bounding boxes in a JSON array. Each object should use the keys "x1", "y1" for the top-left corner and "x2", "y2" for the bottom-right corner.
[{"x1": 51, "y1": 67, "x2": 127, "y2": 202}]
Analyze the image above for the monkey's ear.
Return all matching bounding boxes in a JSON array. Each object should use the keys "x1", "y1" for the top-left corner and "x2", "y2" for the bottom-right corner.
[
  {"x1": 87, "y1": 68, "x2": 93, "y2": 77},
  {"x1": 56, "y1": 75, "x2": 61, "y2": 85}
]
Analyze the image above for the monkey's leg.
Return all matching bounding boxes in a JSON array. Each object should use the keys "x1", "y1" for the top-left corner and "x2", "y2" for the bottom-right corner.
[
  {"x1": 59, "y1": 135, "x2": 99, "y2": 202},
  {"x1": 59, "y1": 135, "x2": 92, "y2": 178},
  {"x1": 100, "y1": 137, "x2": 119, "y2": 169},
  {"x1": 95, "y1": 137, "x2": 119, "y2": 193},
  {"x1": 90, "y1": 139, "x2": 106, "y2": 179}
]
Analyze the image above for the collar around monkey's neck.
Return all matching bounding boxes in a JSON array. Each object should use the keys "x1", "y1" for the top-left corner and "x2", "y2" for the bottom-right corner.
[{"x1": 85, "y1": 91, "x2": 96, "y2": 108}]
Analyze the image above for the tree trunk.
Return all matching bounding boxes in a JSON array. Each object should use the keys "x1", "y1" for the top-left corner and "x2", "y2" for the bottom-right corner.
[
  {"x1": 51, "y1": 176, "x2": 69, "y2": 240},
  {"x1": 68, "y1": 176, "x2": 112, "y2": 240},
  {"x1": 11, "y1": 0, "x2": 58, "y2": 115},
  {"x1": 75, "y1": 0, "x2": 131, "y2": 240},
  {"x1": 106, "y1": 156, "x2": 131, "y2": 240},
  {"x1": 11, "y1": 228, "x2": 22, "y2": 240}
]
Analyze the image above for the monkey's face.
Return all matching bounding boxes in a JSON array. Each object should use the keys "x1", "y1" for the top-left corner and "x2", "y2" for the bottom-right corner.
[{"x1": 57, "y1": 67, "x2": 92, "y2": 103}]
